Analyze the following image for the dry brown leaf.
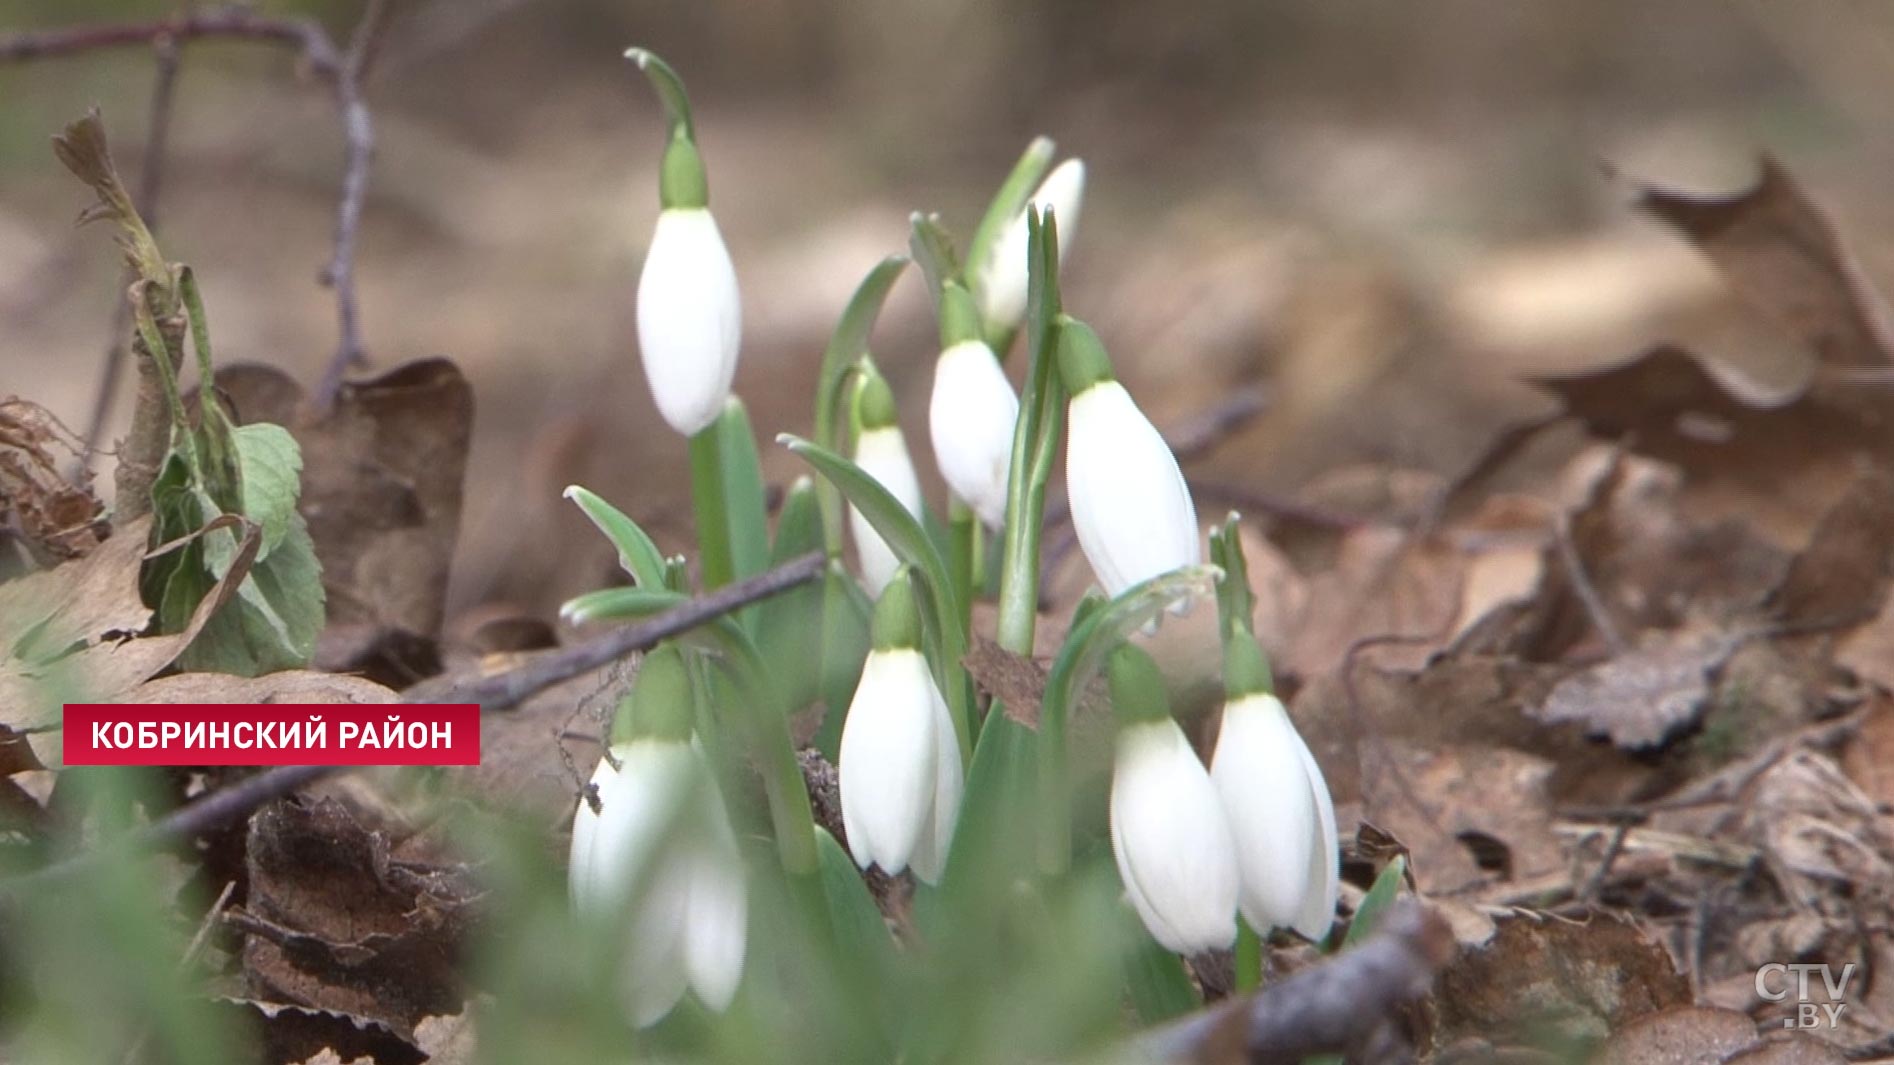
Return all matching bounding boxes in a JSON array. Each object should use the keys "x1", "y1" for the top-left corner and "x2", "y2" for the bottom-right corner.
[
  {"x1": 213, "y1": 359, "x2": 472, "y2": 686},
  {"x1": 1530, "y1": 625, "x2": 1744, "y2": 750},
  {"x1": 1591, "y1": 1005, "x2": 1761, "y2": 1065},
  {"x1": 1640, "y1": 157, "x2": 1894, "y2": 369},
  {"x1": 0, "y1": 396, "x2": 105, "y2": 564},
  {"x1": 1767, "y1": 469, "x2": 1894, "y2": 629},
  {"x1": 1745, "y1": 749, "x2": 1894, "y2": 894},
  {"x1": 207, "y1": 997, "x2": 422, "y2": 1065},
  {"x1": 239, "y1": 797, "x2": 477, "y2": 1041},
  {"x1": 0, "y1": 513, "x2": 153, "y2": 665},
  {"x1": 125, "y1": 670, "x2": 395, "y2": 705},
  {"x1": 1429, "y1": 911, "x2": 1690, "y2": 1053},
  {"x1": 411, "y1": 1006, "x2": 476, "y2": 1065},
  {"x1": 1357, "y1": 742, "x2": 1567, "y2": 896}
]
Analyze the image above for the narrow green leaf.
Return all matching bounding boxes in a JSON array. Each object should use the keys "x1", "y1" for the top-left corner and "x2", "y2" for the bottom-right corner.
[
  {"x1": 758, "y1": 479, "x2": 827, "y2": 717},
  {"x1": 994, "y1": 206, "x2": 1066, "y2": 654},
  {"x1": 966, "y1": 136, "x2": 1054, "y2": 317},
  {"x1": 813, "y1": 564, "x2": 871, "y2": 761},
  {"x1": 1036, "y1": 566, "x2": 1221, "y2": 874},
  {"x1": 713, "y1": 398, "x2": 771, "y2": 587},
  {"x1": 564, "y1": 485, "x2": 668, "y2": 588},
  {"x1": 935, "y1": 704, "x2": 1037, "y2": 909},
  {"x1": 1125, "y1": 925, "x2": 1198, "y2": 1023},
  {"x1": 813, "y1": 256, "x2": 909, "y2": 555},
  {"x1": 1343, "y1": 854, "x2": 1407, "y2": 950},
  {"x1": 815, "y1": 826, "x2": 897, "y2": 979},
  {"x1": 1210, "y1": 512, "x2": 1257, "y2": 649},
  {"x1": 780, "y1": 433, "x2": 970, "y2": 761}
]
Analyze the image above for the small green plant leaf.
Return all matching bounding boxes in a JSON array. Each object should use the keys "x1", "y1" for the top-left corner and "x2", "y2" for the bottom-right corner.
[
  {"x1": 757, "y1": 479, "x2": 827, "y2": 717},
  {"x1": 230, "y1": 423, "x2": 301, "y2": 559},
  {"x1": 813, "y1": 256, "x2": 909, "y2": 553},
  {"x1": 1343, "y1": 854, "x2": 1407, "y2": 950},
  {"x1": 934, "y1": 704, "x2": 1037, "y2": 910},
  {"x1": 1125, "y1": 926, "x2": 1199, "y2": 1023},
  {"x1": 813, "y1": 563, "x2": 871, "y2": 760},
  {"x1": 564, "y1": 485, "x2": 668, "y2": 588},
  {"x1": 179, "y1": 513, "x2": 324, "y2": 675}
]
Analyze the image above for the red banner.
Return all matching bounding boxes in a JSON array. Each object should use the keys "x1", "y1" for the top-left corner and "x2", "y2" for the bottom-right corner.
[{"x1": 61, "y1": 704, "x2": 481, "y2": 766}]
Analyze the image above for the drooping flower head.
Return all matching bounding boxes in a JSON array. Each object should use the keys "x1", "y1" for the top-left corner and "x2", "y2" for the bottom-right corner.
[
  {"x1": 838, "y1": 569, "x2": 963, "y2": 883},
  {"x1": 1106, "y1": 642, "x2": 1238, "y2": 954},
  {"x1": 1057, "y1": 318, "x2": 1200, "y2": 597},
  {"x1": 1210, "y1": 633, "x2": 1339, "y2": 942},
  {"x1": 568, "y1": 643, "x2": 748, "y2": 1026},
  {"x1": 928, "y1": 280, "x2": 1019, "y2": 529},
  {"x1": 628, "y1": 49, "x2": 741, "y2": 437},
  {"x1": 848, "y1": 364, "x2": 924, "y2": 596}
]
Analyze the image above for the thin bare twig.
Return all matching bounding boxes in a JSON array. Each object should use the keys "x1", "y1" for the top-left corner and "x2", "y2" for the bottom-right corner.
[
  {"x1": 1553, "y1": 511, "x2": 1628, "y2": 655},
  {"x1": 1, "y1": 550, "x2": 825, "y2": 896},
  {"x1": 313, "y1": 0, "x2": 398, "y2": 411},
  {"x1": 1129, "y1": 900, "x2": 1454, "y2": 1064},
  {"x1": 79, "y1": 33, "x2": 182, "y2": 469},
  {"x1": 1, "y1": 2, "x2": 391, "y2": 417}
]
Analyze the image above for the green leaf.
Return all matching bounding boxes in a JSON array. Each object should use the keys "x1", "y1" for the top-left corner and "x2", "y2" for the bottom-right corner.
[
  {"x1": 907, "y1": 212, "x2": 961, "y2": 304},
  {"x1": 813, "y1": 256, "x2": 909, "y2": 554},
  {"x1": 1125, "y1": 928, "x2": 1198, "y2": 1023},
  {"x1": 179, "y1": 514, "x2": 323, "y2": 675},
  {"x1": 231, "y1": 423, "x2": 302, "y2": 559},
  {"x1": 966, "y1": 136, "x2": 1054, "y2": 318},
  {"x1": 689, "y1": 400, "x2": 770, "y2": 595},
  {"x1": 935, "y1": 705, "x2": 1037, "y2": 910},
  {"x1": 994, "y1": 206, "x2": 1067, "y2": 654},
  {"x1": 815, "y1": 826, "x2": 897, "y2": 983},
  {"x1": 812, "y1": 564, "x2": 871, "y2": 761},
  {"x1": 1343, "y1": 854, "x2": 1407, "y2": 950},
  {"x1": 1036, "y1": 566, "x2": 1221, "y2": 874},
  {"x1": 757, "y1": 479, "x2": 827, "y2": 718},
  {"x1": 780, "y1": 433, "x2": 971, "y2": 760},
  {"x1": 1210, "y1": 512, "x2": 1256, "y2": 648},
  {"x1": 564, "y1": 485, "x2": 668, "y2": 588}
]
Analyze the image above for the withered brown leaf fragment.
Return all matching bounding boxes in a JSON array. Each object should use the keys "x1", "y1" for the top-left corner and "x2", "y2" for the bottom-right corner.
[
  {"x1": 209, "y1": 359, "x2": 472, "y2": 686},
  {"x1": 1531, "y1": 624, "x2": 1745, "y2": 751},
  {"x1": 1640, "y1": 157, "x2": 1894, "y2": 369},
  {"x1": 0, "y1": 397, "x2": 105, "y2": 566}
]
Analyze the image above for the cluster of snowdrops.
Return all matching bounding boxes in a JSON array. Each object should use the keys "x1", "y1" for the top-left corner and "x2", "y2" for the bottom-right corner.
[{"x1": 562, "y1": 49, "x2": 1340, "y2": 1029}]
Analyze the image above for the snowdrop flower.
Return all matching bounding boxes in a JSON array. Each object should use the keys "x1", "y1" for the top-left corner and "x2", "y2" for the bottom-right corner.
[
  {"x1": 848, "y1": 367, "x2": 924, "y2": 596},
  {"x1": 628, "y1": 48, "x2": 741, "y2": 437},
  {"x1": 1211, "y1": 636, "x2": 1339, "y2": 941},
  {"x1": 1106, "y1": 643, "x2": 1238, "y2": 954},
  {"x1": 569, "y1": 644, "x2": 747, "y2": 1026},
  {"x1": 1059, "y1": 319, "x2": 1200, "y2": 596},
  {"x1": 838, "y1": 570, "x2": 963, "y2": 883},
  {"x1": 929, "y1": 281, "x2": 1019, "y2": 528},
  {"x1": 974, "y1": 157, "x2": 1086, "y2": 338}
]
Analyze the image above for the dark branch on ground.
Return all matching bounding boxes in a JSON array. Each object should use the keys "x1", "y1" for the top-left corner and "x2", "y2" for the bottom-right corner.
[
  {"x1": 0, "y1": 550, "x2": 825, "y2": 896},
  {"x1": 1128, "y1": 900, "x2": 1454, "y2": 1065}
]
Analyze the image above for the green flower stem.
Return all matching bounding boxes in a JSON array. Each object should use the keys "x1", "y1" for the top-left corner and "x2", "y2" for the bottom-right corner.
[
  {"x1": 689, "y1": 425, "x2": 735, "y2": 590},
  {"x1": 1235, "y1": 918, "x2": 1262, "y2": 992},
  {"x1": 948, "y1": 497, "x2": 977, "y2": 635},
  {"x1": 994, "y1": 208, "x2": 1065, "y2": 656}
]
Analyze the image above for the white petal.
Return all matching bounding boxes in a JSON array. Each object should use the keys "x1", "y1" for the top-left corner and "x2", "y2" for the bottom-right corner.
[
  {"x1": 929, "y1": 340, "x2": 1019, "y2": 529},
  {"x1": 567, "y1": 755, "x2": 615, "y2": 910},
  {"x1": 683, "y1": 773, "x2": 749, "y2": 1011},
  {"x1": 1289, "y1": 729, "x2": 1340, "y2": 941},
  {"x1": 1211, "y1": 695, "x2": 1317, "y2": 934},
  {"x1": 838, "y1": 649, "x2": 940, "y2": 875},
  {"x1": 585, "y1": 740, "x2": 700, "y2": 1026},
  {"x1": 907, "y1": 681, "x2": 965, "y2": 884},
  {"x1": 1110, "y1": 720, "x2": 1238, "y2": 953},
  {"x1": 974, "y1": 159, "x2": 1087, "y2": 336},
  {"x1": 636, "y1": 208, "x2": 741, "y2": 436},
  {"x1": 1066, "y1": 382, "x2": 1200, "y2": 595},
  {"x1": 849, "y1": 426, "x2": 925, "y2": 596}
]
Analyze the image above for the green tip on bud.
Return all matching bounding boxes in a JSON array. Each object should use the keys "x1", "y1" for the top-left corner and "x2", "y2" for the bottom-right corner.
[
  {"x1": 1107, "y1": 642, "x2": 1172, "y2": 725},
  {"x1": 851, "y1": 361, "x2": 899, "y2": 433},
  {"x1": 1223, "y1": 630, "x2": 1275, "y2": 700},
  {"x1": 624, "y1": 642, "x2": 696, "y2": 742},
  {"x1": 869, "y1": 568, "x2": 924, "y2": 651},
  {"x1": 625, "y1": 48, "x2": 709, "y2": 209},
  {"x1": 1054, "y1": 316, "x2": 1115, "y2": 396},
  {"x1": 939, "y1": 280, "x2": 983, "y2": 348}
]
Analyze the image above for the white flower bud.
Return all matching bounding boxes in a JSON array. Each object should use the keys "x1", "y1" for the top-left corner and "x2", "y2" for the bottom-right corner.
[
  {"x1": 1110, "y1": 719, "x2": 1239, "y2": 953},
  {"x1": 928, "y1": 339, "x2": 1019, "y2": 529},
  {"x1": 636, "y1": 208, "x2": 741, "y2": 436},
  {"x1": 975, "y1": 158, "x2": 1086, "y2": 337},
  {"x1": 849, "y1": 425, "x2": 924, "y2": 596},
  {"x1": 838, "y1": 647, "x2": 963, "y2": 883},
  {"x1": 1065, "y1": 380, "x2": 1199, "y2": 596},
  {"x1": 1211, "y1": 693, "x2": 1339, "y2": 941}
]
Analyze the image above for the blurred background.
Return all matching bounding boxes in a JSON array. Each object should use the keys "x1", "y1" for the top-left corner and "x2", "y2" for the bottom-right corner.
[{"x1": 5, "y1": 0, "x2": 1892, "y2": 622}]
